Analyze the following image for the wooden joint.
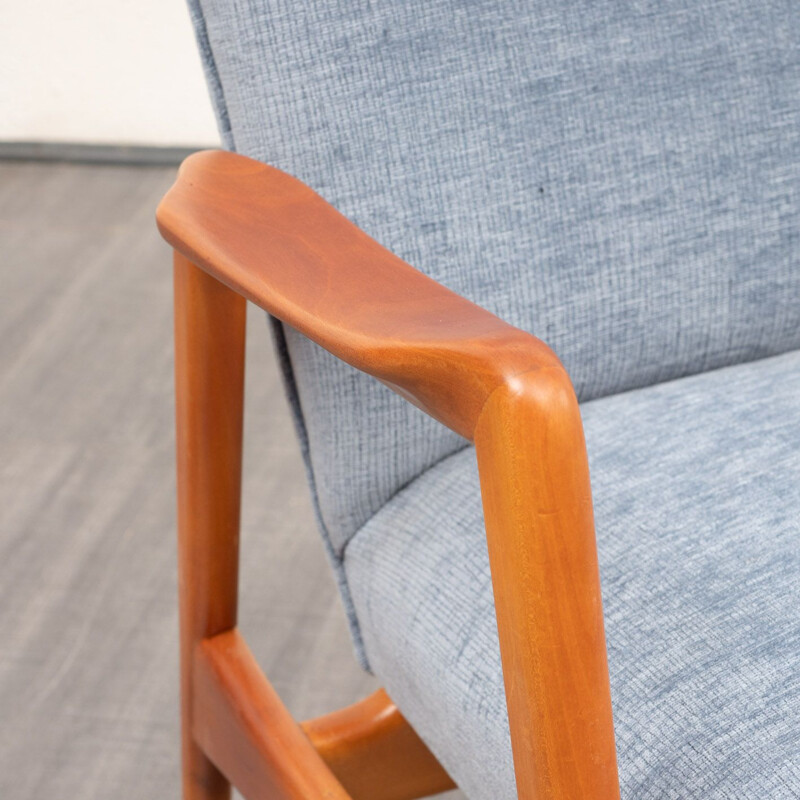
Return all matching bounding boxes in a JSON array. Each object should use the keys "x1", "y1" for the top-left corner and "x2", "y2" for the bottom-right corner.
[
  {"x1": 302, "y1": 689, "x2": 455, "y2": 800},
  {"x1": 192, "y1": 631, "x2": 455, "y2": 800},
  {"x1": 193, "y1": 629, "x2": 352, "y2": 800}
]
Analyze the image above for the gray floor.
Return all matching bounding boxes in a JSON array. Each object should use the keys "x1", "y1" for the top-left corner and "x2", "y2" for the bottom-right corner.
[{"x1": 0, "y1": 161, "x2": 463, "y2": 799}]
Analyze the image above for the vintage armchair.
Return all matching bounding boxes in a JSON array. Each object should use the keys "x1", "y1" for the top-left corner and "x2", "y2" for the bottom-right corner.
[{"x1": 157, "y1": 2, "x2": 800, "y2": 798}]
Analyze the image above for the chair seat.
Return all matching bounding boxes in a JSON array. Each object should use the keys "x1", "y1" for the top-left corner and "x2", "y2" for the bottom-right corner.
[{"x1": 344, "y1": 350, "x2": 800, "y2": 799}]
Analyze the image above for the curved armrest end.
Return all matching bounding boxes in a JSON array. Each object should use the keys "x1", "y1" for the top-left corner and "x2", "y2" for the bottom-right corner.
[{"x1": 157, "y1": 150, "x2": 564, "y2": 438}]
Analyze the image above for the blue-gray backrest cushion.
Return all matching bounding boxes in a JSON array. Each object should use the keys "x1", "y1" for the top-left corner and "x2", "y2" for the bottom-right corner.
[{"x1": 188, "y1": 0, "x2": 800, "y2": 559}]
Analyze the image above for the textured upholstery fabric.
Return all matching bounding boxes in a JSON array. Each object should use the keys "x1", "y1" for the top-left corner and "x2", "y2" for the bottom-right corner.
[
  {"x1": 345, "y1": 351, "x2": 800, "y2": 799},
  {"x1": 188, "y1": 1, "x2": 800, "y2": 574},
  {"x1": 185, "y1": 2, "x2": 800, "y2": 791}
]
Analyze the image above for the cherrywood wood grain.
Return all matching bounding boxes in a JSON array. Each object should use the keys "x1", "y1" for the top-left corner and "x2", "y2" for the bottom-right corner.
[
  {"x1": 475, "y1": 370, "x2": 620, "y2": 799},
  {"x1": 157, "y1": 150, "x2": 561, "y2": 440},
  {"x1": 163, "y1": 151, "x2": 621, "y2": 799},
  {"x1": 173, "y1": 249, "x2": 453, "y2": 799},
  {"x1": 194, "y1": 630, "x2": 352, "y2": 800},
  {"x1": 302, "y1": 689, "x2": 456, "y2": 800},
  {"x1": 174, "y1": 252, "x2": 246, "y2": 800}
]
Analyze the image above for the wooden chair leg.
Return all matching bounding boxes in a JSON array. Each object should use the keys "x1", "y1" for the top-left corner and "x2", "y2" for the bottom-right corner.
[
  {"x1": 475, "y1": 369, "x2": 620, "y2": 800},
  {"x1": 172, "y1": 251, "x2": 454, "y2": 800},
  {"x1": 174, "y1": 252, "x2": 246, "y2": 800}
]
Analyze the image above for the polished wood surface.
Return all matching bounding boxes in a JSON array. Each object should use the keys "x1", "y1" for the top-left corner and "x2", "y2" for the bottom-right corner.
[
  {"x1": 163, "y1": 151, "x2": 621, "y2": 799},
  {"x1": 174, "y1": 253, "x2": 246, "y2": 800},
  {"x1": 157, "y1": 150, "x2": 560, "y2": 440},
  {"x1": 475, "y1": 371, "x2": 620, "y2": 799},
  {"x1": 173, "y1": 251, "x2": 452, "y2": 799},
  {"x1": 194, "y1": 630, "x2": 351, "y2": 800},
  {"x1": 302, "y1": 689, "x2": 456, "y2": 800}
]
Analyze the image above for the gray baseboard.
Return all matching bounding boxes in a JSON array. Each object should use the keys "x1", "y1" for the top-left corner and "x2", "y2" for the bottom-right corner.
[{"x1": 0, "y1": 141, "x2": 211, "y2": 166}]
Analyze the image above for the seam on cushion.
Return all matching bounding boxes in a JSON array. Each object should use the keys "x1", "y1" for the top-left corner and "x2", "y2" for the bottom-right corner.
[
  {"x1": 342, "y1": 351, "x2": 800, "y2": 568},
  {"x1": 578, "y1": 343, "x2": 800, "y2": 408},
  {"x1": 580, "y1": 347, "x2": 800, "y2": 414},
  {"x1": 340, "y1": 440, "x2": 474, "y2": 671},
  {"x1": 341, "y1": 440, "x2": 474, "y2": 565},
  {"x1": 268, "y1": 317, "x2": 370, "y2": 668}
]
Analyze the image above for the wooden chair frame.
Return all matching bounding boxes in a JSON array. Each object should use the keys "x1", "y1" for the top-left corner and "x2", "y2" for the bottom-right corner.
[{"x1": 161, "y1": 150, "x2": 621, "y2": 800}]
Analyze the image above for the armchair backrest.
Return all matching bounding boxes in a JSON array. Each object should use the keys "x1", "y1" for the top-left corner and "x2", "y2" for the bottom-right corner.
[{"x1": 187, "y1": 0, "x2": 800, "y2": 567}]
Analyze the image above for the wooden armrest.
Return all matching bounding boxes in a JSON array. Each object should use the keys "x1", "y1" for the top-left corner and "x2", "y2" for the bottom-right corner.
[
  {"x1": 160, "y1": 149, "x2": 620, "y2": 799},
  {"x1": 156, "y1": 150, "x2": 562, "y2": 439}
]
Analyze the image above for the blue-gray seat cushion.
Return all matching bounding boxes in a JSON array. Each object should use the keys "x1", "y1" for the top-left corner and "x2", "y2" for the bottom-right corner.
[{"x1": 345, "y1": 350, "x2": 800, "y2": 798}]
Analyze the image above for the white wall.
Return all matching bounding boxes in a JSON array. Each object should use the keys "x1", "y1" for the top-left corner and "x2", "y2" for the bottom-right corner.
[{"x1": 0, "y1": 0, "x2": 220, "y2": 147}]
